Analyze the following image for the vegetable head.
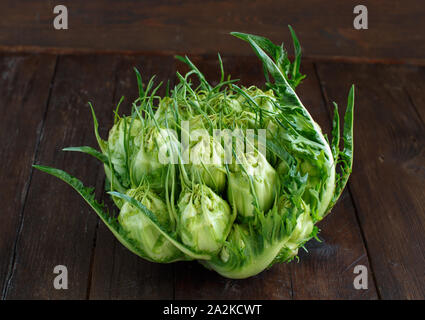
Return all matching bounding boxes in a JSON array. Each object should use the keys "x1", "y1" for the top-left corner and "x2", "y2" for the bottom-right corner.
[
  {"x1": 185, "y1": 136, "x2": 227, "y2": 193},
  {"x1": 118, "y1": 187, "x2": 184, "y2": 262},
  {"x1": 177, "y1": 184, "x2": 233, "y2": 255},
  {"x1": 131, "y1": 124, "x2": 179, "y2": 192},
  {"x1": 227, "y1": 151, "x2": 278, "y2": 220},
  {"x1": 35, "y1": 26, "x2": 354, "y2": 279},
  {"x1": 106, "y1": 117, "x2": 142, "y2": 188}
]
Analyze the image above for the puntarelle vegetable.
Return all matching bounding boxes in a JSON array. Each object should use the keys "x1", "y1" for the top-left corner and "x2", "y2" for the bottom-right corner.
[{"x1": 34, "y1": 26, "x2": 354, "y2": 279}]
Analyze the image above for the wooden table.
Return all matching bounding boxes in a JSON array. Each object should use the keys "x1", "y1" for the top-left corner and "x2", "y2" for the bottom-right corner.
[{"x1": 0, "y1": 53, "x2": 424, "y2": 299}]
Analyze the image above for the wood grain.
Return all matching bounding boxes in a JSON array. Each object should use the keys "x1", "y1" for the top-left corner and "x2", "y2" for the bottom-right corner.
[
  {"x1": 4, "y1": 55, "x2": 120, "y2": 299},
  {"x1": 0, "y1": 1, "x2": 424, "y2": 63},
  {"x1": 316, "y1": 62, "x2": 425, "y2": 299},
  {"x1": 0, "y1": 54, "x2": 56, "y2": 298},
  {"x1": 390, "y1": 65, "x2": 425, "y2": 123}
]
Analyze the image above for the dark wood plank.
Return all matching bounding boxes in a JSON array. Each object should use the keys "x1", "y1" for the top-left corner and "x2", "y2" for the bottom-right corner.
[
  {"x1": 5, "y1": 55, "x2": 120, "y2": 299},
  {"x1": 173, "y1": 57, "x2": 377, "y2": 299},
  {"x1": 0, "y1": 1, "x2": 424, "y2": 63},
  {"x1": 174, "y1": 260, "x2": 294, "y2": 299},
  {"x1": 89, "y1": 55, "x2": 177, "y2": 299},
  {"x1": 316, "y1": 62, "x2": 425, "y2": 299},
  {"x1": 390, "y1": 65, "x2": 425, "y2": 123},
  {"x1": 0, "y1": 54, "x2": 56, "y2": 298}
]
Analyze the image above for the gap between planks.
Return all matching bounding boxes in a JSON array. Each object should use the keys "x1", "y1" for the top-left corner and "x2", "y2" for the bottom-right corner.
[{"x1": 1, "y1": 55, "x2": 59, "y2": 300}]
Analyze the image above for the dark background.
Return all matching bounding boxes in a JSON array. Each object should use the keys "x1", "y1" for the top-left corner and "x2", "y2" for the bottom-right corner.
[{"x1": 0, "y1": 1, "x2": 424, "y2": 300}]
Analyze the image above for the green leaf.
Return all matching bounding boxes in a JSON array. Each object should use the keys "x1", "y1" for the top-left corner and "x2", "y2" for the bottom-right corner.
[
  {"x1": 327, "y1": 85, "x2": 355, "y2": 212},
  {"x1": 88, "y1": 102, "x2": 107, "y2": 153},
  {"x1": 63, "y1": 146, "x2": 108, "y2": 164},
  {"x1": 231, "y1": 26, "x2": 305, "y2": 89},
  {"x1": 133, "y1": 67, "x2": 145, "y2": 100},
  {"x1": 288, "y1": 25, "x2": 306, "y2": 88},
  {"x1": 232, "y1": 32, "x2": 300, "y2": 107},
  {"x1": 113, "y1": 96, "x2": 125, "y2": 124},
  {"x1": 331, "y1": 102, "x2": 340, "y2": 162}
]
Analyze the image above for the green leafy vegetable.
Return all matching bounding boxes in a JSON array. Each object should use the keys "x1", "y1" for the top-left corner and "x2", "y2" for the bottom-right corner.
[{"x1": 34, "y1": 27, "x2": 354, "y2": 279}]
